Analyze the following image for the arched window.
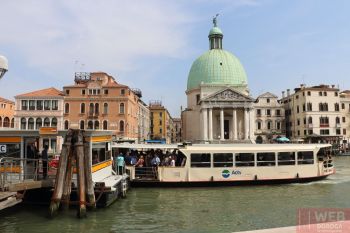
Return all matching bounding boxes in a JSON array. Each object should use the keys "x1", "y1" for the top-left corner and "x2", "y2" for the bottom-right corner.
[
  {"x1": 80, "y1": 120, "x2": 85, "y2": 130},
  {"x1": 336, "y1": 117, "x2": 340, "y2": 124},
  {"x1": 64, "y1": 120, "x2": 69, "y2": 130},
  {"x1": 256, "y1": 120, "x2": 262, "y2": 130},
  {"x1": 89, "y1": 103, "x2": 94, "y2": 115},
  {"x1": 94, "y1": 121, "x2": 99, "y2": 130},
  {"x1": 64, "y1": 103, "x2": 69, "y2": 114},
  {"x1": 120, "y1": 103, "x2": 125, "y2": 114},
  {"x1": 88, "y1": 121, "x2": 93, "y2": 129},
  {"x1": 119, "y1": 120, "x2": 124, "y2": 132},
  {"x1": 267, "y1": 121, "x2": 272, "y2": 130},
  {"x1": 21, "y1": 118, "x2": 27, "y2": 129},
  {"x1": 103, "y1": 120, "x2": 108, "y2": 130},
  {"x1": 81, "y1": 103, "x2": 85, "y2": 114},
  {"x1": 28, "y1": 118, "x2": 34, "y2": 129},
  {"x1": 0, "y1": 117, "x2": 2, "y2": 127},
  {"x1": 276, "y1": 121, "x2": 281, "y2": 130},
  {"x1": 44, "y1": 117, "x2": 50, "y2": 127},
  {"x1": 36, "y1": 118, "x2": 42, "y2": 129},
  {"x1": 51, "y1": 117, "x2": 57, "y2": 127},
  {"x1": 11, "y1": 118, "x2": 14, "y2": 128},
  {"x1": 95, "y1": 103, "x2": 99, "y2": 115},
  {"x1": 308, "y1": 117, "x2": 313, "y2": 124},
  {"x1": 103, "y1": 103, "x2": 108, "y2": 114},
  {"x1": 3, "y1": 117, "x2": 10, "y2": 128}
]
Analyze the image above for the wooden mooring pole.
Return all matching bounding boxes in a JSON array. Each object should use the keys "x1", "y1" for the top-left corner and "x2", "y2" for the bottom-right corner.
[
  {"x1": 84, "y1": 141, "x2": 96, "y2": 209},
  {"x1": 75, "y1": 131, "x2": 86, "y2": 218},
  {"x1": 61, "y1": 148, "x2": 73, "y2": 210}
]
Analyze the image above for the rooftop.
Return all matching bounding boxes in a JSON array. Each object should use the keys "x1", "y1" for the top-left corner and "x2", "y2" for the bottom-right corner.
[{"x1": 16, "y1": 87, "x2": 64, "y2": 98}]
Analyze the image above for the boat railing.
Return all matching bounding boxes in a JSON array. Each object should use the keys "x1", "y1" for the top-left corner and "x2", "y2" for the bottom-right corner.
[
  {"x1": 134, "y1": 166, "x2": 158, "y2": 180},
  {"x1": 0, "y1": 157, "x2": 53, "y2": 191}
]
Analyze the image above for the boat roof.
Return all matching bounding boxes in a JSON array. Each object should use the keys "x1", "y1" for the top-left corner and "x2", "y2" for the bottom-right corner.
[
  {"x1": 111, "y1": 143, "x2": 331, "y2": 151},
  {"x1": 182, "y1": 143, "x2": 332, "y2": 151},
  {"x1": 112, "y1": 143, "x2": 179, "y2": 150}
]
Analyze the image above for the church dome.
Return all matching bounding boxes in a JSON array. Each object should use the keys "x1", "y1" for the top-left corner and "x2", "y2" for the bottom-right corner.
[{"x1": 187, "y1": 18, "x2": 248, "y2": 91}]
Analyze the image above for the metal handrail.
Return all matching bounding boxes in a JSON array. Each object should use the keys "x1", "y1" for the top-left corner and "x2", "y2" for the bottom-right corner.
[{"x1": 0, "y1": 157, "x2": 51, "y2": 191}]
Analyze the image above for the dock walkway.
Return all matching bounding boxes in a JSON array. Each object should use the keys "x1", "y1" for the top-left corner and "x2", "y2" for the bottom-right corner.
[{"x1": 0, "y1": 192, "x2": 22, "y2": 211}]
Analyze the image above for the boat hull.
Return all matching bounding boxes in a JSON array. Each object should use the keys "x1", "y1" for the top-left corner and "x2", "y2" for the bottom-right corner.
[{"x1": 130, "y1": 174, "x2": 331, "y2": 187}]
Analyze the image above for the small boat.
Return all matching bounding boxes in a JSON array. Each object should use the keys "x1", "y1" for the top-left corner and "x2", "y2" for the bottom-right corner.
[{"x1": 113, "y1": 143, "x2": 334, "y2": 187}]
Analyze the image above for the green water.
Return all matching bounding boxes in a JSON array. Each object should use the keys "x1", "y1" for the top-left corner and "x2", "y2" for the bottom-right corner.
[{"x1": 1, "y1": 157, "x2": 349, "y2": 233}]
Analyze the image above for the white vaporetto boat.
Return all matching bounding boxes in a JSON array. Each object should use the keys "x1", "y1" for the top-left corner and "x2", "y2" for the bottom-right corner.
[{"x1": 113, "y1": 143, "x2": 334, "y2": 187}]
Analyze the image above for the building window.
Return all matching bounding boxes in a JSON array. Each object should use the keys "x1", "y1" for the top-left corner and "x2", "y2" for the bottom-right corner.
[
  {"x1": 88, "y1": 121, "x2": 93, "y2": 129},
  {"x1": 324, "y1": 91, "x2": 327, "y2": 96},
  {"x1": 319, "y1": 92, "x2": 322, "y2": 96},
  {"x1": 257, "y1": 109, "x2": 261, "y2": 116},
  {"x1": 267, "y1": 98, "x2": 270, "y2": 103},
  {"x1": 257, "y1": 121, "x2": 262, "y2": 130},
  {"x1": 319, "y1": 117, "x2": 329, "y2": 127},
  {"x1": 159, "y1": 120, "x2": 162, "y2": 126},
  {"x1": 336, "y1": 117, "x2": 340, "y2": 124},
  {"x1": 82, "y1": 89, "x2": 85, "y2": 95},
  {"x1": 159, "y1": 112, "x2": 163, "y2": 118},
  {"x1": 119, "y1": 121, "x2": 124, "y2": 132},
  {"x1": 319, "y1": 103, "x2": 328, "y2": 111},
  {"x1": 320, "y1": 129, "x2": 330, "y2": 135},
  {"x1": 44, "y1": 117, "x2": 50, "y2": 127},
  {"x1": 266, "y1": 109, "x2": 271, "y2": 116},
  {"x1": 196, "y1": 94, "x2": 200, "y2": 105},
  {"x1": 335, "y1": 92, "x2": 338, "y2": 96},
  {"x1": 308, "y1": 117, "x2": 313, "y2": 124},
  {"x1": 36, "y1": 100, "x2": 43, "y2": 110},
  {"x1": 335, "y1": 103, "x2": 340, "y2": 111},
  {"x1": 21, "y1": 118, "x2": 26, "y2": 129},
  {"x1": 342, "y1": 117, "x2": 346, "y2": 123},
  {"x1": 65, "y1": 89, "x2": 70, "y2": 95},
  {"x1": 104, "y1": 89, "x2": 108, "y2": 95},
  {"x1": 89, "y1": 103, "x2": 94, "y2": 115},
  {"x1": 121, "y1": 89, "x2": 125, "y2": 95},
  {"x1": 80, "y1": 120, "x2": 85, "y2": 130},
  {"x1": 95, "y1": 103, "x2": 99, "y2": 115},
  {"x1": 159, "y1": 128, "x2": 162, "y2": 134},
  {"x1": 64, "y1": 120, "x2": 69, "y2": 130},
  {"x1": 52, "y1": 100, "x2": 58, "y2": 110},
  {"x1": 11, "y1": 118, "x2": 14, "y2": 128},
  {"x1": 297, "y1": 106, "x2": 299, "y2": 113},
  {"x1": 343, "y1": 129, "x2": 347, "y2": 135},
  {"x1": 303, "y1": 118, "x2": 306, "y2": 125},
  {"x1": 21, "y1": 100, "x2": 28, "y2": 110},
  {"x1": 51, "y1": 118, "x2": 57, "y2": 127},
  {"x1": 94, "y1": 121, "x2": 99, "y2": 130},
  {"x1": 103, "y1": 120, "x2": 108, "y2": 130},
  {"x1": 302, "y1": 104, "x2": 305, "y2": 112},
  {"x1": 297, "y1": 130, "x2": 300, "y2": 136},
  {"x1": 267, "y1": 121, "x2": 272, "y2": 130},
  {"x1": 28, "y1": 118, "x2": 35, "y2": 129},
  {"x1": 307, "y1": 91, "x2": 311, "y2": 96},
  {"x1": 29, "y1": 100, "x2": 35, "y2": 110},
  {"x1": 81, "y1": 103, "x2": 85, "y2": 114},
  {"x1": 64, "y1": 103, "x2": 69, "y2": 114},
  {"x1": 307, "y1": 103, "x2": 312, "y2": 111},
  {"x1": 276, "y1": 121, "x2": 281, "y2": 130},
  {"x1": 103, "y1": 103, "x2": 108, "y2": 114},
  {"x1": 36, "y1": 118, "x2": 42, "y2": 129},
  {"x1": 336, "y1": 129, "x2": 341, "y2": 135},
  {"x1": 44, "y1": 100, "x2": 51, "y2": 110},
  {"x1": 297, "y1": 119, "x2": 300, "y2": 126},
  {"x1": 120, "y1": 103, "x2": 125, "y2": 114},
  {"x1": 342, "y1": 103, "x2": 345, "y2": 109},
  {"x1": 296, "y1": 95, "x2": 299, "y2": 99}
]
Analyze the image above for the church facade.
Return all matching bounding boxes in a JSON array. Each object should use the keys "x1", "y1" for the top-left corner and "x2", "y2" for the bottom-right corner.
[{"x1": 182, "y1": 18, "x2": 255, "y2": 143}]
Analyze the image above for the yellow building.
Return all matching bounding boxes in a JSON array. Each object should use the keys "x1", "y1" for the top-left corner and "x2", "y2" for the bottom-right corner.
[{"x1": 149, "y1": 101, "x2": 174, "y2": 143}]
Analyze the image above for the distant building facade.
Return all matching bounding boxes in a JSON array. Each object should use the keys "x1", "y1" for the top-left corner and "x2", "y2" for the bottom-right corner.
[
  {"x1": 340, "y1": 90, "x2": 350, "y2": 149},
  {"x1": 281, "y1": 84, "x2": 343, "y2": 144},
  {"x1": 254, "y1": 92, "x2": 285, "y2": 143},
  {"x1": 63, "y1": 72, "x2": 140, "y2": 141},
  {"x1": 137, "y1": 99, "x2": 150, "y2": 143},
  {"x1": 14, "y1": 87, "x2": 64, "y2": 153},
  {"x1": 172, "y1": 118, "x2": 182, "y2": 143},
  {"x1": 0, "y1": 97, "x2": 15, "y2": 129},
  {"x1": 149, "y1": 101, "x2": 173, "y2": 143}
]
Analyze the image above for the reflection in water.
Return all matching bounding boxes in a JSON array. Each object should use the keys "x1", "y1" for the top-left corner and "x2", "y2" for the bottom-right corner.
[{"x1": 0, "y1": 157, "x2": 349, "y2": 233}]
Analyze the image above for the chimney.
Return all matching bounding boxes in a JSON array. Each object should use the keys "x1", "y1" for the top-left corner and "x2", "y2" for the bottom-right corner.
[
  {"x1": 331, "y1": 84, "x2": 335, "y2": 88},
  {"x1": 287, "y1": 89, "x2": 290, "y2": 96},
  {"x1": 282, "y1": 91, "x2": 285, "y2": 98}
]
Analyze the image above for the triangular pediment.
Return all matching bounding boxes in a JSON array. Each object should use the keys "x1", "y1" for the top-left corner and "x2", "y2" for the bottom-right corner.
[
  {"x1": 257, "y1": 92, "x2": 278, "y2": 99},
  {"x1": 201, "y1": 88, "x2": 254, "y2": 102}
]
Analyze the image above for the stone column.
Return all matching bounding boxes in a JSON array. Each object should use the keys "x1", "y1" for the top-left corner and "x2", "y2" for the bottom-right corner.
[
  {"x1": 202, "y1": 108, "x2": 208, "y2": 141},
  {"x1": 209, "y1": 108, "x2": 213, "y2": 140},
  {"x1": 233, "y1": 109, "x2": 237, "y2": 140},
  {"x1": 220, "y1": 108, "x2": 224, "y2": 140},
  {"x1": 244, "y1": 108, "x2": 249, "y2": 140}
]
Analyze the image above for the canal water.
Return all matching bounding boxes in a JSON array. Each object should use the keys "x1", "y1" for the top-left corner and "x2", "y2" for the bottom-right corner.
[{"x1": 0, "y1": 157, "x2": 349, "y2": 233}]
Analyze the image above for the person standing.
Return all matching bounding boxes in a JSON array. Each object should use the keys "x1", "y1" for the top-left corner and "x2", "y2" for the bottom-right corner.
[
  {"x1": 117, "y1": 153, "x2": 125, "y2": 175},
  {"x1": 41, "y1": 145, "x2": 48, "y2": 179}
]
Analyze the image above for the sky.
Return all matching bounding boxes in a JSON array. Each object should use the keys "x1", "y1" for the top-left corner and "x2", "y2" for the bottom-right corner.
[{"x1": 1, "y1": 0, "x2": 350, "y2": 117}]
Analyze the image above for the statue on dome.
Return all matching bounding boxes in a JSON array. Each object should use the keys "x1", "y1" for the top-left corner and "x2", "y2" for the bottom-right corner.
[{"x1": 213, "y1": 14, "x2": 219, "y2": 27}]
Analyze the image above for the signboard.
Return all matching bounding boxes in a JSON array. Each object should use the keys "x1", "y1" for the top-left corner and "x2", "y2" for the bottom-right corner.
[
  {"x1": 0, "y1": 145, "x2": 6, "y2": 153},
  {"x1": 39, "y1": 127, "x2": 58, "y2": 135}
]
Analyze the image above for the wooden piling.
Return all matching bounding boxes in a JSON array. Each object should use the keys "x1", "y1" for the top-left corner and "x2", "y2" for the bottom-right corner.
[
  {"x1": 84, "y1": 140, "x2": 96, "y2": 209},
  {"x1": 61, "y1": 148, "x2": 73, "y2": 210},
  {"x1": 75, "y1": 131, "x2": 86, "y2": 218},
  {"x1": 48, "y1": 130, "x2": 72, "y2": 217}
]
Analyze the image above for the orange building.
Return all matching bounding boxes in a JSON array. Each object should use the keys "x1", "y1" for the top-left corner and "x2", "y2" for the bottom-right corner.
[
  {"x1": 63, "y1": 72, "x2": 140, "y2": 141},
  {"x1": 0, "y1": 96, "x2": 15, "y2": 128}
]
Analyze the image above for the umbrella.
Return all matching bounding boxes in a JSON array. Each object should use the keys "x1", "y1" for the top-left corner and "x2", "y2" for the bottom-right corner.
[{"x1": 276, "y1": 137, "x2": 290, "y2": 142}]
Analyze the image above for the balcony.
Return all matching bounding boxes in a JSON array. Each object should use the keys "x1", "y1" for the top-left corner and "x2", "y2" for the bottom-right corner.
[{"x1": 320, "y1": 123, "x2": 329, "y2": 128}]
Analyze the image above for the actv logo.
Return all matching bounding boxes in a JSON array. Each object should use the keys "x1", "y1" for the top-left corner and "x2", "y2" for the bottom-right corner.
[{"x1": 297, "y1": 208, "x2": 350, "y2": 233}]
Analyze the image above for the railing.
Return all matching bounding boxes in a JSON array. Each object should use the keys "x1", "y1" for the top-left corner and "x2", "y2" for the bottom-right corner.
[
  {"x1": 134, "y1": 167, "x2": 158, "y2": 180},
  {"x1": 0, "y1": 157, "x2": 53, "y2": 191}
]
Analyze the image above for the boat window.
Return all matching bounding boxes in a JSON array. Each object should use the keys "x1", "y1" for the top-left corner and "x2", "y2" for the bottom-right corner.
[
  {"x1": 235, "y1": 153, "x2": 254, "y2": 167},
  {"x1": 317, "y1": 147, "x2": 331, "y2": 161},
  {"x1": 257, "y1": 152, "x2": 276, "y2": 166},
  {"x1": 92, "y1": 143, "x2": 111, "y2": 165},
  {"x1": 213, "y1": 153, "x2": 233, "y2": 167},
  {"x1": 190, "y1": 153, "x2": 210, "y2": 167},
  {"x1": 297, "y1": 151, "x2": 314, "y2": 164},
  {"x1": 278, "y1": 152, "x2": 295, "y2": 165}
]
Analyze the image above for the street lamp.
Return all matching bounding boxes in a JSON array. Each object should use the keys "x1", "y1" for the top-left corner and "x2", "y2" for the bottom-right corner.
[{"x1": 0, "y1": 55, "x2": 9, "y2": 79}]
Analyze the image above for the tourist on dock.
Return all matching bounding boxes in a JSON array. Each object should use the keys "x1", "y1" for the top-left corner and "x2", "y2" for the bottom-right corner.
[
  {"x1": 151, "y1": 154, "x2": 161, "y2": 167},
  {"x1": 124, "y1": 151, "x2": 132, "y2": 165},
  {"x1": 130, "y1": 150, "x2": 138, "y2": 165},
  {"x1": 135, "y1": 155, "x2": 145, "y2": 167},
  {"x1": 116, "y1": 153, "x2": 125, "y2": 175},
  {"x1": 41, "y1": 145, "x2": 49, "y2": 179}
]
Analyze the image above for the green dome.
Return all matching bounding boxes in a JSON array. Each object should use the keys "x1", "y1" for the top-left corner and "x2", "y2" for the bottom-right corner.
[
  {"x1": 209, "y1": 26, "x2": 223, "y2": 36},
  {"x1": 187, "y1": 49, "x2": 248, "y2": 91}
]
